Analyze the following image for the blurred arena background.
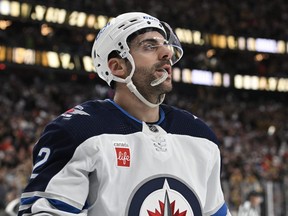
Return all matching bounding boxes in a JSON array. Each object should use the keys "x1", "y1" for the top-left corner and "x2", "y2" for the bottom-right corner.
[{"x1": 0, "y1": 0, "x2": 287, "y2": 215}]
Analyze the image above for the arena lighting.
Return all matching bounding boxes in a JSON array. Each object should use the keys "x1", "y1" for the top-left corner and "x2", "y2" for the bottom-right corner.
[
  {"x1": 0, "y1": 20, "x2": 12, "y2": 30},
  {"x1": 252, "y1": 38, "x2": 278, "y2": 53},
  {"x1": 172, "y1": 68, "x2": 181, "y2": 82},
  {"x1": 1, "y1": 0, "x2": 288, "y2": 55},
  {"x1": 206, "y1": 49, "x2": 215, "y2": 58},
  {"x1": 191, "y1": 69, "x2": 213, "y2": 86},
  {"x1": 238, "y1": 37, "x2": 246, "y2": 50},
  {"x1": 211, "y1": 34, "x2": 227, "y2": 49},
  {"x1": 213, "y1": 72, "x2": 222, "y2": 87},
  {"x1": 182, "y1": 68, "x2": 192, "y2": 83},
  {"x1": 41, "y1": 24, "x2": 54, "y2": 36},
  {"x1": 46, "y1": 7, "x2": 66, "y2": 24},
  {"x1": 234, "y1": 74, "x2": 288, "y2": 92},
  {"x1": 12, "y1": 47, "x2": 35, "y2": 65},
  {"x1": 0, "y1": 0, "x2": 9, "y2": 16},
  {"x1": 223, "y1": 74, "x2": 230, "y2": 87},
  {"x1": 179, "y1": 68, "x2": 231, "y2": 87},
  {"x1": 176, "y1": 28, "x2": 288, "y2": 54},
  {"x1": 175, "y1": 28, "x2": 204, "y2": 45},
  {"x1": 82, "y1": 56, "x2": 94, "y2": 72},
  {"x1": 0, "y1": 0, "x2": 111, "y2": 29},
  {"x1": 0, "y1": 45, "x2": 288, "y2": 92},
  {"x1": 255, "y1": 53, "x2": 267, "y2": 62}
]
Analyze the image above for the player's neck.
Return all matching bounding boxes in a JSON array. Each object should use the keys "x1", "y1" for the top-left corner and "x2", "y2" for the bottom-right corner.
[{"x1": 113, "y1": 90, "x2": 160, "y2": 123}]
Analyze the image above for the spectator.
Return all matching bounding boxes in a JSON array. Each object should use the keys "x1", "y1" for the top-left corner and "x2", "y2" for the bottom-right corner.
[{"x1": 238, "y1": 191, "x2": 263, "y2": 216}]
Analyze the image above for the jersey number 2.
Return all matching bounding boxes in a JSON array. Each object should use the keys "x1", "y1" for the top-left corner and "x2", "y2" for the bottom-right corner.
[{"x1": 31, "y1": 147, "x2": 51, "y2": 179}]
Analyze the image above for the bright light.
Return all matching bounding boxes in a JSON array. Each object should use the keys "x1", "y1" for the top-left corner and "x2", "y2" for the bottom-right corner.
[
  {"x1": 267, "y1": 125, "x2": 276, "y2": 136},
  {"x1": 255, "y1": 38, "x2": 277, "y2": 53},
  {"x1": 0, "y1": 0, "x2": 10, "y2": 15},
  {"x1": 0, "y1": 20, "x2": 12, "y2": 30},
  {"x1": 41, "y1": 24, "x2": 53, "y2": 36}
]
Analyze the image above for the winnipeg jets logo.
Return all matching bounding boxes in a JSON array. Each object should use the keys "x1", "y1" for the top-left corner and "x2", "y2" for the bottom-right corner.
[
  {"x1": 126, "y1": 176, "x2": 202, "y2": 216},
  {"x1": 147, "y1": 194, "x2": 186, "y2": 216},
  {"x1": 142, "y1": 180, "x2": 191, "y2": 216}
]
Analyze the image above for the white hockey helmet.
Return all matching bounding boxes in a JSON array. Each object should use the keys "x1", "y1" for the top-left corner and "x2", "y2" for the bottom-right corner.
[{"x1": 91, "y1": 12, "x2": 183, "y2": 107}]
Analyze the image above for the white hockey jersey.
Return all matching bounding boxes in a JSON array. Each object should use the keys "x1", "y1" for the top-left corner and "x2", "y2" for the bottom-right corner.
[{"x1": 18, "y1": 99, "x2": 230, "y2": 216}]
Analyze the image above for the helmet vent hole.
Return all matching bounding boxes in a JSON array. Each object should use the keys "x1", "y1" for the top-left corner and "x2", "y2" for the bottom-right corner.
[
  {"x1": 105, "y1": 71, "x2": 109, "y2": 76},
  {"x1": 147, "y1": 21, "x2": 151, "y2": 24},
  {"x1": 118, "y1": 42, "x2": 124, "y2": 49}
]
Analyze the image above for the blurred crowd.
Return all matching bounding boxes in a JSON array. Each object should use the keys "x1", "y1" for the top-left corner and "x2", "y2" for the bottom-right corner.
[
  {"x1": 1, "y1": 0, "x2": 288, "y2": 215},
  {"x1": 0, "y1": 71, "x2": 287, "y2": 214},
  {"x1": 168, "y1": 84, "x2": 288, "y2": 214}
]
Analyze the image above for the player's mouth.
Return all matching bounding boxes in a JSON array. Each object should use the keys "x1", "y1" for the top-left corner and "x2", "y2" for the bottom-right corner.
[
  {"x1": 150, "y1": 66, "x2": 172, "y2": 87},
  {"x1": 155, "y1": 64, "x2": 171, "y2": 77}
]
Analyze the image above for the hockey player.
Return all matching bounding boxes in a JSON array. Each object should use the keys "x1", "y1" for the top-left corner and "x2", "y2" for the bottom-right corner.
[{"x1": 18, "y1": 12, "x2": 231, "y2": 215}]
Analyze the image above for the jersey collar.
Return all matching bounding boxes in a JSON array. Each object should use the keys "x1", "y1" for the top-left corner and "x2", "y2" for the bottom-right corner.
[{"x1": 107, "y1": 99, "x2": 165, "y2": 125}]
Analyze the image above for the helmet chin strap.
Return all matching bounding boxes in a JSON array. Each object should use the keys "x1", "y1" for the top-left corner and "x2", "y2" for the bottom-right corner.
[
  {"x1": 115, "y1": 54, "x2": 167, "y2": 108},
  {"x1": 126, "y1": 81, "x2": 166, "y2": 108}
]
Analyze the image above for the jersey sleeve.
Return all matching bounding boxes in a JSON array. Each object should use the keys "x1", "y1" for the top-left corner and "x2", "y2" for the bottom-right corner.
[
  {"x1": 203, "y1": 146, "x2": 231, "y2": 216},
  {"x1": 18, "y1": 121, "x2": 93, "y2": 216}
]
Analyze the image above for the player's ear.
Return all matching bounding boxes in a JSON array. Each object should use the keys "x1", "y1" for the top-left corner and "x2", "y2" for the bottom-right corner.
[{"x1": 108, "y1": 58, "x2": 126, "y2": 77}]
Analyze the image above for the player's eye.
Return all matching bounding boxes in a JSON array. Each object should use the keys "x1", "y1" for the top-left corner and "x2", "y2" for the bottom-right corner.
[
  {"x1": 134, "y1": 37, "x2": 170, "y2": 53},
  {"x1": 141, "y1": 42, "x2": 158, "y2": 51}
]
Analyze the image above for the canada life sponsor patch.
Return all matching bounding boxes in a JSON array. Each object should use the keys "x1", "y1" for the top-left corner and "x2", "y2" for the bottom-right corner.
[{"x1": 114, "y1": 142, "x2": 130, "y2": 167}]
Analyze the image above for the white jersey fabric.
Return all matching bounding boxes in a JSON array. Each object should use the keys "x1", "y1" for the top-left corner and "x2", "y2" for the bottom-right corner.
[{"x1": 18, "y1": 99, "x2": 230, "y2": 216}]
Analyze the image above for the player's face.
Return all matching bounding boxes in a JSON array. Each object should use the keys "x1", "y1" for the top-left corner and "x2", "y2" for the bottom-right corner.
[{"x1": 129, "y1": 31, "x2": 174, "y2": 103}]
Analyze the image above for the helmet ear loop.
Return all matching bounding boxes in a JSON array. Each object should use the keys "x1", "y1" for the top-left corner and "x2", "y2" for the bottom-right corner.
[
  {"x1": 108, "y1": 51, "x2": 134, "y2": 84},
  {"x1": 122, "y1": 53, "x2": 136, "y2": 84}
]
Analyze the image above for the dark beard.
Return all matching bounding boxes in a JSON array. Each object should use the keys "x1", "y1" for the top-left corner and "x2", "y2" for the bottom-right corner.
[{"x1": 131, "y1": 64, "x2": 172, "y2": 103}]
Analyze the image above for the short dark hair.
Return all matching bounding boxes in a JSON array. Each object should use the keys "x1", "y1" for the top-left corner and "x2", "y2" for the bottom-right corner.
[{"x1": 248, "y1": 191, "x2": 262, "y2": 199}]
